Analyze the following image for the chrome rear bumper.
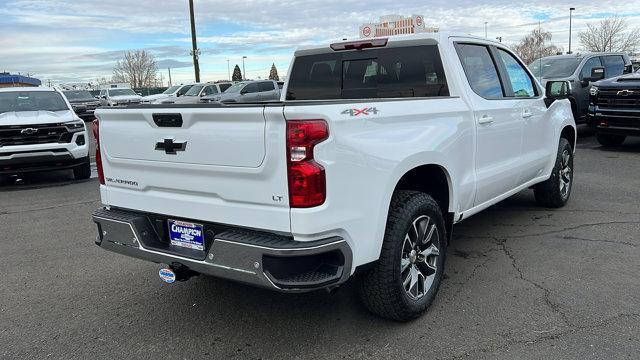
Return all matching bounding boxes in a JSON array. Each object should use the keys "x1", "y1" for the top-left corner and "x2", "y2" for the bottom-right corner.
[{"x1": 92, "y1": 207, "x2": 352, "y2": 292}]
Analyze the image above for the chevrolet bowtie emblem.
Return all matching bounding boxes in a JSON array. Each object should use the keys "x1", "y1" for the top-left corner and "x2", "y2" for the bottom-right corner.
[
  {"x1": 155, "y1": 138, "x2": 187, "y2": 154},
  {"x1": 20, "y1": 128, "x2": 38, "y2": 135},
  {"x1": 616, "y1": 90, "x2": 635, "y2": 96}
]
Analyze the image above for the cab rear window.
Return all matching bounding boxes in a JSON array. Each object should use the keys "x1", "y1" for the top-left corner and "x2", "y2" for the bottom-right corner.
[{"x1": 286, "y1": 45, "x2": 449, "y2": 100}]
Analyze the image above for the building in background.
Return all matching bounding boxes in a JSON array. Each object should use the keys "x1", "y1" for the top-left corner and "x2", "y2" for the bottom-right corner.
[
  {"x1": 0, "y1": 72, "x2": 41, "y2": 88},
  {"x1": 359, "y1": 15, "x2": 438, "y2": 39}
]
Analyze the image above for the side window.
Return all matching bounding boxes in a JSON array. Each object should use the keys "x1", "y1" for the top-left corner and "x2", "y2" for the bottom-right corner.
[
  {"x1": 258, "y1": 81, "x2": 275, "y2": 92},
  {"x1": 178, "y1": 86, "x2": 191, "y2": 96},
  {"x1": 496, "y1": 49, "x2": 536, "y2": 98},
  {"x1": 455, "y1": 43, "x2": 504, "y2": 99},
  {"x1": 243, "y1": 83, "x2": 259, "y2": 93},
  {"x1": 99, "y1": 90, "x2": 105, "y2": 97},
  {"x1": 602, "y1": 56, "x2": 625, "y2": 77},
  {"x1": 219, "y1": 83, "x2": 232, "y2": 92},
  {"x1": 580, "y1": 57, "x2": 603, "y2": 79},
  {"x1": 202, "y1": 86, "x2": 217, "y2": 96}
]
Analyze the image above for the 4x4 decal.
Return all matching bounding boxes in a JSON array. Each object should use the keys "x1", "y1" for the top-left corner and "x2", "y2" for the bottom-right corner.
[{"x1": 341, "y1": 107, "x2": 380, "y2": 116}]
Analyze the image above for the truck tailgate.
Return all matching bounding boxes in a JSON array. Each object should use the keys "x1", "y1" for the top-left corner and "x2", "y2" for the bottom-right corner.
[{"x1": 95, "y1": 105, "x2": 291, "y2": 233}]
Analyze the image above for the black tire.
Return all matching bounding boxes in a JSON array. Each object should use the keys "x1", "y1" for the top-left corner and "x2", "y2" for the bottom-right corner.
[
  {"x1": 359, "y1": 191, "x2": 447, "y2": 321},
  {"x1": 534, "y1": 138, "x2": 573, "y2": 208},
  {"x1": 596, "y1": 133, "x2": 626, "y2": 147},
  {"x1": 73, "y1": 156, "x2": 91, "y2": 180}
]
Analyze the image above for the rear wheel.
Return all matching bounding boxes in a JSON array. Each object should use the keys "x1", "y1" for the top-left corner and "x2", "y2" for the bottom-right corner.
[
  {"x1": 359, "y1": 191, "x2": 446, "y2": 321},
  {"x1": 534, "y1": 138, "x2": 573, "y2": 208},
  {"x1": 73, "y1": 156, "x2": 91, "y2": 180},
  {"x1": 596, "y1": 133, "x2": 626, "y2": 147}
]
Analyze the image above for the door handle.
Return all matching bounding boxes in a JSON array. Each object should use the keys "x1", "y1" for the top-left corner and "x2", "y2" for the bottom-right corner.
[
  {"x1": 478, "y1": 115, "x2": 494, "y2": 125},
  {"x1": 522, "y1": 109, "x2": 533, "y2": 118}
]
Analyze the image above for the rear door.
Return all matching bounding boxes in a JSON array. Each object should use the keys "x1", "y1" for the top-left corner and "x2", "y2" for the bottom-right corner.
[
  {"x1": 96, "y1": 105, "x2": 291, "y2": 232},
  {"x1": 455, "y1": 43, "x2": 523, "y2": 206},
  {"x1": 493, "y1": 47, "x2": 551, "y2": 184},
  {"x1": 258, "y1": 81, "x2": 278, "y2": 101}
]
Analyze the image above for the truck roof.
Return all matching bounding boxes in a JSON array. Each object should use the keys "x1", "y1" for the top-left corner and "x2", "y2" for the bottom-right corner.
[
  {"x1": 294, "y1": 32, "x2": 502, "y2": 55},
  {"x1": 540, "y1": 52, "x2": 629, "y2": 61},
  {"x1": 0, "y1": 86, "x2": 56, "y2": 93}
]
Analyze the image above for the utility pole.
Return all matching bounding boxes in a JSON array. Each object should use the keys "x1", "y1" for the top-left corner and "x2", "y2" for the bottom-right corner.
[
  {"x1": 227, "y1": 59, "x2": 230, "y2": 81},
  {"x1": 168, "y1": 68, "x2": 172, "y2": 86},
  {"x1": 242, "y1": 56, "x2": 247, "y2": 81},
  {"x1": 188, "y1": 0, "x2": 200, "y2": 82},
  {"x1": 568, "y1": 7, "x2": 576, "y2": 54},
  {"x1": 484, "y1": 22, "x2": 488, "y2": 38}
]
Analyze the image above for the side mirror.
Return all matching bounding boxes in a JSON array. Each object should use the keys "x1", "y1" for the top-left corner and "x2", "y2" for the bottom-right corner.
[
  {"x1": 100, "y1": 95, "x2": 107, "y2": 99},
  {"x1": 137, "y1": 92, "x2": 142, "y2": 96},
  {"x1": 545, "y1": 80, "x2": 572, "y2": 107},
  {"x1": 240, "y1": 89, "x2": 248, "y2": 95}
]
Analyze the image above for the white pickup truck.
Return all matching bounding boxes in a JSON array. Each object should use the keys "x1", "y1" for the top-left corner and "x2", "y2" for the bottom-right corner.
[{"x1": 92, "y1": 33, "x2": 576, "y2": 321}]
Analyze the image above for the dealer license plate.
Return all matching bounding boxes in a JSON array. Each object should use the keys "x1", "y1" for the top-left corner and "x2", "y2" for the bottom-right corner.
[{"x1": 167, "y1": 219, "x2": 204, "y2": 251}]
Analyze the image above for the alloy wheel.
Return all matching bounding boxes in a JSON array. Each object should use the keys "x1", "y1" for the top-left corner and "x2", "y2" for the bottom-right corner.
[
  {"x1": 559, "y1": 149, "x2": 572, "y2": 198},
  {"x1": 401, "y1": 215, "x2": 440, "y2": 300}
]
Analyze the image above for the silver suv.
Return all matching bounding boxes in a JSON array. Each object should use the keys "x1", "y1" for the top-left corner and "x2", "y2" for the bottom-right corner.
[{"x1": 201, "y1": 80, "x2": 281, "y2": 103}]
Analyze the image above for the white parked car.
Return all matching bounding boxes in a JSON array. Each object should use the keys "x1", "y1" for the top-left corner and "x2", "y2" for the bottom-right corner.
[
  {"x1": 160, "y1": 82, "x2": 233, "y2": 104},
  {"x1": 92, "y1": 33, "x2": 576, "y2": 320},
  {"x1": 141, "y1": 84, "x2": 194, "y2": 104},
  {"x1": 97, "y1": 88, "x2": 142, "y2": 106},
  {"x1": 0, "y1": 87, "x2": 90, "y2": 179}
]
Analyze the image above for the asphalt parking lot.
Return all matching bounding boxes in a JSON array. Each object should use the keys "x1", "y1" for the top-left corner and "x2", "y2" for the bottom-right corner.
[{"x1": 1, "y1": 129, "x2": 639, "y2": 359}]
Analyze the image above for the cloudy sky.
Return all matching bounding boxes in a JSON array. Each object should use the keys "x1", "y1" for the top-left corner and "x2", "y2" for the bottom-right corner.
[{"x1": 1, "y1": 0, "x2": 639, "y2": 85}]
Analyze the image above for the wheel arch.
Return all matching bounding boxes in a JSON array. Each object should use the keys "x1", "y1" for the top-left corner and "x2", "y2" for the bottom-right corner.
[
  {"x1": 389, "y1": 163, "x2": 455, "y2": 244},
  {"x1": 560, "y1": 124, "x2": 576, "y2": 151}
]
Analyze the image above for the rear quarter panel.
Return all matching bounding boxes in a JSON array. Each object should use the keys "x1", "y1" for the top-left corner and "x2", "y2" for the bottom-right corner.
[{"x1": 285, "y1": 97, "x2": 474, "y2": 268}]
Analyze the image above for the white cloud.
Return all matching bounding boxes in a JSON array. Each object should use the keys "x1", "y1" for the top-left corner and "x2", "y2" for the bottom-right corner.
[{"x1": 1, "y1": 0, "x2": 639, "y2": 83}]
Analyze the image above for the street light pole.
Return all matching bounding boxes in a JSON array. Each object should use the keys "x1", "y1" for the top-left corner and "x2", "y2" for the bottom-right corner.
[
  {"x1": 226, "y1": 59, "x2": 230, "y2": 81},
  {"x1": 188, "y1": 0, "x2": 200, "y2": 82},
  {"x1": 242, "y1": 56, "x2": 247, "y2": 81},
  {"x1": 568, "y1": 7, "x2": 576, "y2": 54},
  {"x1": 484, "y1": 22, "x2": 488, "y2": 38}
]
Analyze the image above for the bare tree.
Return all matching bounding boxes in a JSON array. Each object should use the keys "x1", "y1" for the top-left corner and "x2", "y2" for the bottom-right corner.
[
  {"x1": 579, "y1": 17, "x2": 640, "y2": 53},
  {"x1": 512, "y1": 28, "x2": 562, "y2": 65},
  {"x1": 112, "y1": 50, "x2": 158, "y2": 88}
]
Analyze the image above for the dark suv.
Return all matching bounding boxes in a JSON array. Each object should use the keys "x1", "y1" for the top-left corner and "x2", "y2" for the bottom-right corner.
[
  {"x1": 63, "y1": 90, "x2": 101, "y2": 121},
  {"x1": 587, "y1": 67, "x2": 640, "y2": 146},
  {"x1": 529, "y1": 53, "x2": 633, "y2": 124}
]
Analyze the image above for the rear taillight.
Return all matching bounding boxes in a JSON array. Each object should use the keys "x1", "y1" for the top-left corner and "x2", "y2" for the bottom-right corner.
[
  {"x1": 92, "y1": 119, "x2": 105, "y2": 185},
  {"x1": 286, "y1": 120, "x2": 328, "y2": 208}
]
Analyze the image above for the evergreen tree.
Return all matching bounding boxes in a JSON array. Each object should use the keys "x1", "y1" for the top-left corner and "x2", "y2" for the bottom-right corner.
[
  {"x1": 268, "y1": 63, "x2": 280, "y2": 81},
  {"x1": 232, "y1": 64, "x2": 243, "y2": 81}
]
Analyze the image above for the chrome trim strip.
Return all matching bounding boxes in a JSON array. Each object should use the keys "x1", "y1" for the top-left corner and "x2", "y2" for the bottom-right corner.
[{"x1": 213, "y1": 238, "x2": 346, "y2": 252}]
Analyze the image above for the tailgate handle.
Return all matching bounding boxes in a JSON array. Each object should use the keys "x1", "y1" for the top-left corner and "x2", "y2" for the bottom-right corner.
[{"x1": 153, "y1": 113, "x2": 183, "y2": 127}]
